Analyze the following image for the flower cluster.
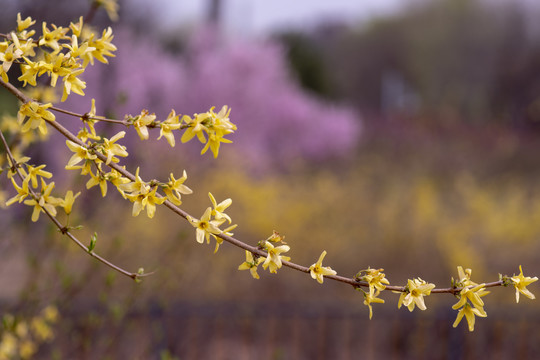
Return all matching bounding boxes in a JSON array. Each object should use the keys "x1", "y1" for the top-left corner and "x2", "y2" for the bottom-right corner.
[
  {"x1": 123, "y1": 105, "x2": 237, "y2": 156},
  {"x1": 0, "y1": 306, "x2": 58, "y2": 360},
  {"x1": 396, "y1": 278, "x2": 435, "y2": 312},
  {"x1": 238, "y1": 251, "x2": 263, "y2": 279},
  {"x1": 17, "y1": 101, "x2": 55, "y2": 135},
  {"x1": 0, "y1": 9, "x2": 538, "y2": 336},
  {"x1": 451, "y1": 266, "x2": 490, "y2": 332},
  {"x1": 238, "y1": 231, "x2": 291, "y2": 278},
  {"x1": 1, "y1": 14, "x2": 117, "y2": 102},
  {"x1": 258, "y1": 231, "x2": 291, "y2": 274},
  {"x1": 65, "y1": 102, "x2": 132, "y2": 198},
  {"x1": 355, "y1": 267, "x2": 390, "y2": 319},
  {"x1": 188, "y1": 193, "x2": 237, "y2": 253},
  {"x1": 0, "y1": 112, "x2": 49, "y2": 159},
  {"x1": 120, "y1": 169, "x2": 166, "y2": 219},
  {"x1": 5, "y1": 157, "x2": 79, "y2": 222},
  {"x1": 162, "y1": 170, "x2": 192, "y2": 206},
  {"x1": 181, "y1": 106, "x2": 237, "y2": 158}
]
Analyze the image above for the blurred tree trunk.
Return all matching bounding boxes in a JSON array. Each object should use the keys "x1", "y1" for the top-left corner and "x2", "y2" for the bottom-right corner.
[{"x1": 208, "y1": 0, "x2": 222, "y2": 24}]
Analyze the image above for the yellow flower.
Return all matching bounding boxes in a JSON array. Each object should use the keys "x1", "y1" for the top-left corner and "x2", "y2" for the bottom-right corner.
[
  {"x1": 452, "y1": 303, "x2": 487, "y2": 332},
  {"x1": 43, "y1": 52, "x2": 70, "y2": 88},
  {"x1": 511, "y1": 265, "x2": 538, "y2": 303},
  {"x1": 209, "y1": 106, "x2": 237, "y2": 136},
  {"x1": 238, "y1": 250, "x2": 262, "y2": 279},
  {"x1": 261, "y1": 240, "x2": 291, "y2": 274},
  {"x1": 200, "y1": 131, "x2": 233, "y2": 158},
  {"x1": 0, "y1": 65, "x2": 8, "y2": 83},
  {"x1": 266, "y1": 230, "x2": 286, "y2": 244},
  {"x1": 18, "y1": 102, "x2": 55, "y2": 135},
  {"x1": 65, "y1": 159, "x2": 93, "y2": 176},
  {"x1": 208, "y1": 192, "x2": 232, "y2": 223},
  {"x1": 214, "y1": 223, "x2": 237, "y2": 253},
  {"x1": 363, "y1": 291, "x2": 385, "y2": 320},
  {"x1": 127, "y1": 186, "x2": 166, "y2": 218},
  {"x1": 5, "y1": 178, "x2": 30, "y2": 206},
  {"x1": 456, "y1": 266, "x2": 475, "y2": 287},
  {"x1": 6, "y1": 155, "x2": 31, "y2": 179},
  {"x1": 94, "y1": 0, "x2": 119, "y2": 22},
  {"x1": 181, "y1": 113, "x2": 208, "y2": 144},
  {"x1": 23, "y1": 179, "x2": 63, "y2": 222},
  {"x1": 18, "y1": 57, "x2": 40, "y2": 86},
  {"x1": 77, "y1": 99, "x2": 102, "y2": 142},
  {"x1": 131, "y1": 110, "x2": 155, "y2": 140},
  {"x1": 23, "y1": 86, "x2": 58, "y2": 104},
  {"x1": 118, "y1": 167, "x2": 149, "y2": 195},
  {"x1": 86, "y1": 168, "x2": 108, "y2": 197},
  {"x1": 452, "y1": 284, "x2": 489, "y2": 312},
  {"x1": 64, "y1": 35, "x2": 96, "y2": 66},
  {"x1": 106, "y1": 168, "x2": 131, "y2": 198},
  {"x1": 24, "y1": 164, "x2": 52, "y2": 188},
  {"x1": 309, "y1": 250, "x2": 337, "y2": 284},
  {"x1": 65, "y1": 140, "x2": 97, "y2": 167},
  {"x1": 0, "y1": 332, "x2": 17, "y2": 358},
  {"x1": 19, "y1": 340, "x2": 37, "y2": 359},
  {"x1": 77, "y1": 127, "x2": 99, "y2": 143},
  {"x1": 188, "y1": 207, "x2": 222, "y2": 244},
  {"x1": 88, "y1": 27, "x2": 117, "y2": 64},
  {"x1": 69, "y1": 16, "x2": 84, "y2": 37},
  {"x1": 356, "y1": 267, "x2": 390, "y2": 296},
  {"x1": 163, "y1": 170, "x2": 192, "y2": 206},
  {"x1": 31, "y1": 317, "x2": 54, "y2": 341},
  {"x1": 184, "y1": 106, "x2": 236, "y2": 158},
  {"x1": 39, "y1": 22, "x2": 68, "y2": 51},
  {"x1": 397, "y1": 278, "x2": 435, "y2": 312},
  {"x1": 42, "y1": 306, "x2": 59, "y2": 323},
  {"x1": 15, "y1": 322, "x2": 29, "y2": 337},
  {"x1": 158, "y1": 110, "x2": 182, "y2": 147},
  {"x1": 62, "y1": 68, "x2": 86, "y2": 101},
  {"x1": 11, "y1": 33, "x2": 35, "y2": 57},
  {"x1": 101, "y1": 131, "x2": 128, "y2": 165},
  {"x1": 451, "y1": 283, "x2": 489, "y2": 332},
  {"x1": 0, "y1": 41, "x2": 23, "y2": 73},
  {"x1": 17, "y1": 13, "x2": 36, "y2": 33},
  {"x1": 62, "y1": 190, "x2": 80, "y2": 214}
]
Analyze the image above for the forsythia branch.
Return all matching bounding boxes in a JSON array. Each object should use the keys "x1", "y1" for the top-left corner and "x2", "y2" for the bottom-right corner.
[
  {"x1": 0, "y1": 9, "x2": 537, "y2": 331},
  {"x1": 0, "y1": 77, "x2": 517, "y2": 293},
  {"x1": 0, "y1": 126, "x2": 143, "y2": 281}
]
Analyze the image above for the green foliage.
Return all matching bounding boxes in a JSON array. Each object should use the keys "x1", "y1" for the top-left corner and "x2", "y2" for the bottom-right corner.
[{"x1": 276, "y1": 32, "x2": 335, "y2": 98}]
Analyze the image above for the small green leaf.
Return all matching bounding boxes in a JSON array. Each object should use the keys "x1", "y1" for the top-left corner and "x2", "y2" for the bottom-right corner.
[
  {"x1": 88, "y1": 232, "x2": 97, "y2": 252},
  {"x1": 134, "y1": 268, "x2": 145, "y2": 283}
]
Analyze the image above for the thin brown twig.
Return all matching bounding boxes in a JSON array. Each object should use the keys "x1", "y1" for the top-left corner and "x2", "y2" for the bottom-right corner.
[
  {"x1": 0, "y1": 127, "x2": 141, "y2": 280},
  {"x1": 0, "y1": 76, "x2": 126, "y2": 125},
  {"x1": 0, "y1": 77, "x2": 511, "y2": 294},
  {"x1": 49, "y1": 105, "x2": 129, "y2": 125},
  {"x1": 84, "y1": 3, "x2": 100, "y2": 24}
]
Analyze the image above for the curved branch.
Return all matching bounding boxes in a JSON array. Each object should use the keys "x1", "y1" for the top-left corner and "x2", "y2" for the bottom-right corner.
[
  {"x1": 0, "y1": 128, "x2": 141, "y2": 281},
  {"x1": 50, "y1": 106, "x2": 129, "y2": 125},
  {"x1": 0, "y1": 77, "x2": 510, "y2": 294}
]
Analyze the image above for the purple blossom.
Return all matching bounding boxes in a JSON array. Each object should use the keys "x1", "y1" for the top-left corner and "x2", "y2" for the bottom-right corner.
[{"x1": 64, "y1": 28, "x2": 361, "y2": 167}]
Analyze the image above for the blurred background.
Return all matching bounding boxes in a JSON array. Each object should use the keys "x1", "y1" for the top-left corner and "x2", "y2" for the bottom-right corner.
[{"x1": 1, "y1": 0, "x2": 540, "y2": 358}]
